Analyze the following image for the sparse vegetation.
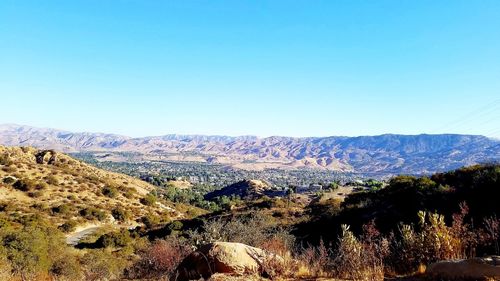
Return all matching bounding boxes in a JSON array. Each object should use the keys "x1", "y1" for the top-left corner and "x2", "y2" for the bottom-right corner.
[
  {"x1": 0, "y1": 144, "x2": 498, "y2": 281},
  {"x1": 102, "y1": 186, "x2": 118, "y2": 198},
  {"x1": 111, "y1": 207, "x2": 131, "y2": 222},
  {"x1": 140, "y1": 192, "x2": 157, "y2": 206}
]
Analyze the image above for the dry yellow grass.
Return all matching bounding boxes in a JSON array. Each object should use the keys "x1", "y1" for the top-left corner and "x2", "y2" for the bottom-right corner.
[{"x1": 0, "y1": 145, "x2": 183, "y2": 227}]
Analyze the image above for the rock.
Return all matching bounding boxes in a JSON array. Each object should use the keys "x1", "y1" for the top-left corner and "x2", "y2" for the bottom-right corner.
[
  {"x1": 176, "y1": 242, "x2": 279, "y2": 281},
  {"x1": 426, "y1": 256, "x2": 500, "y2": 280},
  {"x1": 35, "y1": 149, "x2": 57, "y2": 164}
]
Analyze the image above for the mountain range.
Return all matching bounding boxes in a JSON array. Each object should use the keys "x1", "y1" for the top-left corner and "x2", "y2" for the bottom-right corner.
[{"x1": 0, "y1": 124, "x2": 498, "y2": 174}]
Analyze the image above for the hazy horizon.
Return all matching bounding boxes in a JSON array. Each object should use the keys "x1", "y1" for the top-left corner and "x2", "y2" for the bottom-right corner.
[
  {"x1": 1, "y1": 1, "x2": 499, "y2": 138},
  {"x1": 2, "y1": 122, "x2": 499, "y2": 140}
]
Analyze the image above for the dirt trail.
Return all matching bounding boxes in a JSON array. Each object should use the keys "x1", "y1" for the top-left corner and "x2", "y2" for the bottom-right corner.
[
  {"x1": 65, "y1": 225, "x2": 102, "y2": 246},
  {"x1": 66, "y1": 223, "x2": 141, "y2": 246}
]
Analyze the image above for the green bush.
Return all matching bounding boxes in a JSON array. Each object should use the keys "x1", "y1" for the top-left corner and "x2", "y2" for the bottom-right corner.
[
  {"x1": 13, "y1": 179, "x2": 36, "y2": 192},
  {"x1": 2, "y1": 176, "x2": 16, "y2": 185},
  {"x1": 45, "y1": 175, "x2": 59, "y2": 185},
  {"x1": 50, "y1": 250, "x2": 82, "y2": 280},
  {"x1": 98, "y1": 229, "x2": 132, "y2": 248},
  {"x1": 58, "y1": 221, "x2": 78, "y2": 233},
  {"x1": 0, "y1": 154, "x2": 13, "y2": 166},
  {"x1": 122, "y1": 187, "x2": 136, "y2": 199},
  {"x1": 52, "y1": 204, "x2": 71, "y2": 215},
  {"x1": 80, "y1": 207, "x2": 108, "y2": 221},
  {"x1": 81, "y1": 249, "x2": 126, "y2": 280},
  {"x1": 140, "y1": 215, "x2": 160, "y2": 229},
  {"x1": 140, "y1": 193, "x2": 157, "y2": 206},
  {"x1": 27, "y1": 190, "x2": 44, "y2": 198},
  {"x1": 102, "y1": 186, "x2": 118, "y2": 198},
  {"x1": 13, "y1": 179, "x2": 48, "y2": 193},
  {"x1": 111, "y1": 208, "x2": 131, "y2": 222},
  {"x1": 0, "y1": 217, "x2": 68, "y2": 279}
]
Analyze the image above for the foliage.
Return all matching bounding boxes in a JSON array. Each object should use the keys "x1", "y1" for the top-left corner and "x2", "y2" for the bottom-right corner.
[
  {"x1": 58, "y1": 220, "x2": 78, "y2": 233},
  {"x1": 13, "y1": 178, "x2": 37, "y2": 192},
  {"x1": 2, "y1": 176, "x2": 16, "y2": 185},
  {"x1": 127, "y1": 238, "x2": 192, "y2": 280},
  {"x1": 79, "y1": 207, "x2": 108, "y2": 221},
  {"x1": 111, "y1": 207, "x2": 131, "y2": 222},
  {"x1": 44, "y1": 175, "x2": 59, "y2": 185},
  {"x1": 140, "y1": 214, "x2": 160, "y2": 229},
  {"x1": 0, "y1": 153, "x2": 13, "y2": 166},
  {"x1": 102, "y1": 185, "x2": 118, "y2": 198},
  {"x1": 0, "y1": 215, "x2": 74, "y2": 280},
  {"x1": 98, "y1": 229, "x2": 133, "y2": 248},
  {"x1": 327, "y1": 181, "x2": 339, "y2": 190},
  {"x1": 140, "y1": 192, "x2": 157, "y2": 206},
  {"x1": 81, "y1": 249, "x2": 127, "y2": 281},
  {"x1": 52, "y1": 203, "x2": 72, "y2": 215}
]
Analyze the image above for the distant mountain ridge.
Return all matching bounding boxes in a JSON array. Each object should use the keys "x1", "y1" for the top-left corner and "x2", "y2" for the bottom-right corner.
[{"x1": 0, "y1": 124, "x2": 498, "y2": 174}]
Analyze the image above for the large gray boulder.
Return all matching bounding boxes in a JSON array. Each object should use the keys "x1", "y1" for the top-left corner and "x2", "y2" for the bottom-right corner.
[{"x1": 426, "y1": 256, "x2": 500, "y2": 280}]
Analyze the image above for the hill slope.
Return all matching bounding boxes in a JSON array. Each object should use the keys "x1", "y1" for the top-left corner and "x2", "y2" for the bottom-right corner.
[
  {"x1": 1, "y1": 124, "x2": 499, "y2": 174},
  {"x1": 295, "y1": 164, "x2": 500, "y2": 243},
  {"x1": 0, "y1": 145, "x2": 182, "y2": 227}
]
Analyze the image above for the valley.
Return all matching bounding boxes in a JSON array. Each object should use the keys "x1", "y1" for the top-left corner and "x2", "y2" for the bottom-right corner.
[
  {"x1": 2, "y1": 124, "x2": 498, "y2": 175},
  {"x1": 0, "y1": 143, "x2": 499, "y2": 280}
]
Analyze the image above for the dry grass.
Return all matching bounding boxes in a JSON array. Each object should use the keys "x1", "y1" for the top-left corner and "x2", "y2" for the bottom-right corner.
[{"x1": 0, "y1": 146, "x2": 182, "y2": 228}]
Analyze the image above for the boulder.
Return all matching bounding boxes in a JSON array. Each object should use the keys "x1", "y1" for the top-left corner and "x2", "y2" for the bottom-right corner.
[
  {"x1": 176, "y1": 242, "x2": 278, "y2": 281},
  {"x1": 426, "y1": 256, "x2": 500, "y2": 280}
]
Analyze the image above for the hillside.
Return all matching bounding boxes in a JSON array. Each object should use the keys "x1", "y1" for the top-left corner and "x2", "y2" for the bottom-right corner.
[
  {"x1": 204, "y1": 179, "x2": 281, "y2": 200},
  {"x1": 295, "y1": 164, "x2": 500, "y2": 244},
  {"x1": 0, "y1": 145, "x2": 182, "y2": 228},
  {"x1": 1, "y1": 124, "x2": 499, "y2": 174}
]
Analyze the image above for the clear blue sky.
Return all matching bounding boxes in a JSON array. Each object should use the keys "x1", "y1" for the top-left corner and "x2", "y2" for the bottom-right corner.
[{"x1": 1, "y1": 0, "x2": 499, "y2": 138}]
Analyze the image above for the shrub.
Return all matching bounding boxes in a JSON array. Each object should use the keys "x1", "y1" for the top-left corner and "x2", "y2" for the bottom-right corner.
[
  {"x1": 2, "y1": 176, "x2": 16, "y2": 185},
  {"x1": 296, "y1": 240, "x2": 331, "y2": 278},
  {"x1": 0, "y1": 222, "x2": 68, "y2": 280},
  {"x1": 483, "y1": 215, "x2": 500, "y2": 255},
  {"x1": 127, "y1": 238, "x2": 192, "y2": 280},
  {"x1": 35, "y1": 182, "x2": 47, "y2": 190},
  {"x1": 188, "y1": 215, "x2": 281, "y2": 248},
  {"x1": 27, "y1": 190, "x2": 44, "y2": 198},
  {"x1": 0, "y1": 154, "x2": 13, "y2": 166},
  {"x1": 58, "y1": 221, "x2": 78, "y2": 233},
  {"x1": 260, "y1": 235, "x2": 297, "y2": 279},
  {"x1": 140, "y1": 193, "x2": 157, "y2": 206},
  {"x1": 123, "y1": 187, "x2": 136, "y2": 199},
  {"x1": 13, "y1": 179, "x2": 36, "y2": 192},
  {"x1": 81, "y1": 249, "x2": 126, "y2": 281},
  {"x1": 140, "y1": 215, "x2": 160, "y2": 229},
  {"x1": 3, "y1": 229, "x2": 51, "y2": 278},
  {"x1": 52, "y1": 204, "x2": 71, "y2": 215},
  {"x1": 45, "y1": 175, "x2": 59, "y2": 185},
  {"x1": 80, "y1": 207, "x2": 108, "y2": 221},
  {"x1": 50, "y1": 251, "x2": 81, "y2": 280},
  {"x1": 0, "y1": 249, "x2": 13, "y2": 280},
  {"x1": 111, "y1": 208, "x2": 131, "y2": 222},
  {"x1": 102, "y1": 186, "x2": 118, "y2": 198},
  {"x1": 98, "y1": 229, "x2": 132, "y2": 248},
  {"x1": 1, "y1": 165, "x2": 16, "y2": 173}
]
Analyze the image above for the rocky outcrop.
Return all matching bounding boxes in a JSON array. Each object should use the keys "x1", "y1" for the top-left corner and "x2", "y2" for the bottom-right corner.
[
  {"x1": 176, "y1": 242, "x2": 280, "y2": 281},
  {"x1": 426, "y1": 256, "x2": 500, "y2": 280},
  {"x1": 35, "y1": 149, "x2": 57, "y2": 164}
]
